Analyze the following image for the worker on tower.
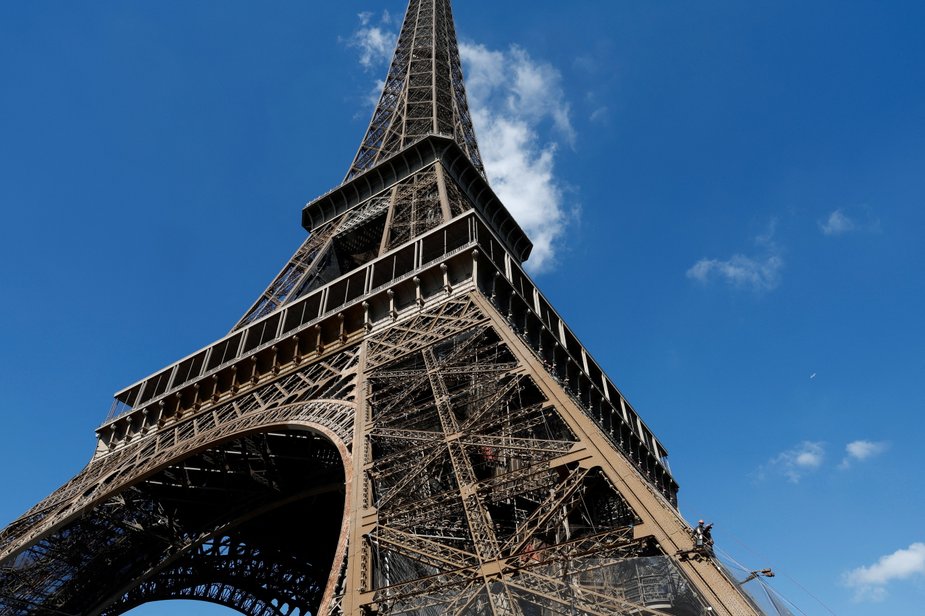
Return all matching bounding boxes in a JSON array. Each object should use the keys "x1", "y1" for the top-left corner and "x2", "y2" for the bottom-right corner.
[
  {"x1": 693, "y1": 520, "x2": 706, "y2": 547},
  {"x1": 692, "y1": 519, "x2": 715, "y2": 556}
]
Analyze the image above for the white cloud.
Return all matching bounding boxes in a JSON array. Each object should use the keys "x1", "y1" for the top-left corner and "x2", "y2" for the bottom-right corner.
[
  {"x1": 590, "y1": 106, "x2": 609, "y2": 124},
  {"x1": 687, "y1": 221, "x2": 784, "y2": 292},
  {"x1": 364, "y1": 78, "x2": 386, "y2": 107},
  {"x1": 459, "y1": 43, "x2": 506, "y2": 93},
  {"x1": 505, "y1": 47, "x2": 576, "y2": 145},
  {"x1": 757, "y1": 441, "x2": 825, "y2": 483},
  {"x1": 461, "y1": 43, "x2": 575, "y2": 146},
  {"x1": 461, "y1": 42, "x2": 574, "y2": 272},
  {"x1": 820, "y1": 206, "x2": 881, "y2": 236},
  {"x1": 687, "y1": 254, "x2": 783, "y2": 292},
  {"x1": 839, "y1": 440, "x2": 889, "y2": 469},
  {"x1": 843, "y1": 543, "x2": 925, "y2": 602},
  {"x1": 473, "y1": 115, "x2": 564, "y2": 270},
  {"x1": 345, "y1": 12, "x2": 397, "y2": 70},
  {"x1": 820, "y1": 208, "x2": 856, "y2": 236},
  {"x1": 846, "y1": 440, "x2": 888, "y2": 460},
  {"x1": 344, "y1": 17, "x2": 576, "y2": 272}
]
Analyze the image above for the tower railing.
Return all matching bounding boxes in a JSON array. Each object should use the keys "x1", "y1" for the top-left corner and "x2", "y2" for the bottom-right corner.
[{"x1": 99, "y1": 209, "x2": 677, "y2": 504}]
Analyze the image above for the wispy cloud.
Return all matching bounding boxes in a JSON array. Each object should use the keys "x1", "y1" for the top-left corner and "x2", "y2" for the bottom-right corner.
[
  {"x1": 505, "y1": 47, "x2": 576, "y2": 146},
  {"x1": 839, "y1": 440, "x2": 889, "y2": 469},
  {"x1": 756, "y1": 441, "x2": 825, "y2": 483},
  {"x1": 590, "y1": 106, "x2": 609, "y2": 124},
  {"x1": 843, "y1": 543, "x2": 925, "y2": 602},
  {"x1": 758, "y1": 439, "x2": 889, "y2": 480},
  {"x1": 820, "y1": 209, "x2": 856, "y2": 236},
  {"x1": 819, "y1": 206, "x2": 881, "y2": 236},
  {"x1": 687, "y1": 254, "x2": 783, "y2": 291},
  {"x1": 687, "y1": 221, "x2": 784, "y2": 292},
  {"x1": 461, "y1": 42, "x2": 574, "y2": 272},
  {"x1": 345, "y1": 11, "x2": 397, "y2": 70}
]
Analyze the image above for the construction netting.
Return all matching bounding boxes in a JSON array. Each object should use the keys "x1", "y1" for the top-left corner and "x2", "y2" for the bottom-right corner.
[
  {"x1": 575, "y1": 555, "x2": 707, "y2": 615},
  {"x1": 372, "y1": 552, "x2": 709, "y2": 615},
  {"x1": 717, "y1": 553, "x2": 799, "y2": 616}
]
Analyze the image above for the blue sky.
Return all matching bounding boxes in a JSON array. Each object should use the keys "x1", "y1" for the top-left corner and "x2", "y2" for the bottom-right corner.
[{"x1": 1, "y1": 1, "x2": 924, "y2": 614}]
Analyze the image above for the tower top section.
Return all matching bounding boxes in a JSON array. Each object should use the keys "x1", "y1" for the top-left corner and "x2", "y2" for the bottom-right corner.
[{"x1": 345, "y1": 0, "x2": 484, "y2": 181}]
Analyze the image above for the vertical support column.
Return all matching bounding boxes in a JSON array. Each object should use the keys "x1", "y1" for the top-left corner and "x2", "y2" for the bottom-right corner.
[
  {"x1": 441, "y1": 263, "x2": 451, "y2": 294},
  {"x1": 344, "y1": 340, "x2": 374, "y2": 616},
  {"x1": 430, "y1": 0, "x2": 439, "y2": 137},
  {"x1": 378, "y1": 186, "x2": 401, "y2": 256},
  {"x1": 363, "y1": 301, "x2": 372, "y2": 331},
  {"x1": 414, "y1": 276, "x2": 424, "y2": 307},
  {"x1": 471, "y1": 249, "x2": 480, "y2": 290},
  {"x1": 435, "y1": 163, "x2": 453, "y2": 221}
]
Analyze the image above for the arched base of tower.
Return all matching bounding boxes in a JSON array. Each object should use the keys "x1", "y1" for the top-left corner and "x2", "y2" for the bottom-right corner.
[
  {"x1": 1, "y1": 421, "x2": 352, "y2": 616},
  {"x1": 103, "y1": 428, "x2": 347, "y2": 616}
]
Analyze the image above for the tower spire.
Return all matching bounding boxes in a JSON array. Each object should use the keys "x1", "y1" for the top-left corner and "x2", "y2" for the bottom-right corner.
[{"x1": 346, "y1": 0, "x2": 484, "y2": 180}]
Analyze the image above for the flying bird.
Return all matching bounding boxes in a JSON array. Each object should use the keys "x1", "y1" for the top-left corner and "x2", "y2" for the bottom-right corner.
[{"x1": 810, "y1": 373, "x2": 817, "y2": 380}]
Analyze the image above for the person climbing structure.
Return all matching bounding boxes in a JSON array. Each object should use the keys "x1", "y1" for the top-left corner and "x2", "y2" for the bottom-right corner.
[{"x1": 692, "y1": 519, "x2": 715, "y2": 556}]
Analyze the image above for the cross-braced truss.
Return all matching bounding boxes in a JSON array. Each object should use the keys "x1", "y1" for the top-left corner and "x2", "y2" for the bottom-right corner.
[
  {"x1": 352, "y1": 317, "x2": 712, "y2": 616},
  {"x1": 347, "y1": 0, "x2": 483, "y2": 180},
  {"x1": 236, "y1": 160, "x2": 476, "y2": 331},
  {"x1": 233, "y1": 219, "x2": 342, "y2": 330}
]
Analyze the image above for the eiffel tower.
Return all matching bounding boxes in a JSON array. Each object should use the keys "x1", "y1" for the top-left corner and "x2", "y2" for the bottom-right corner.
[{"x1": 0, "y1": 2, "x2": 766, "y2": 615}]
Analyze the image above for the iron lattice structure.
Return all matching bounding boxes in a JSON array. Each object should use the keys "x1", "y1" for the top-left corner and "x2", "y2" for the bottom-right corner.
[{"x1": 0, "y1": 1, "x2": 766, "y2": 615}]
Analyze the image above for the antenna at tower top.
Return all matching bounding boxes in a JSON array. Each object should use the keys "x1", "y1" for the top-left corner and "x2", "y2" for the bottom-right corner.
[{"x1": 345, "y1": 0, "x2": 484, "y2": 181}]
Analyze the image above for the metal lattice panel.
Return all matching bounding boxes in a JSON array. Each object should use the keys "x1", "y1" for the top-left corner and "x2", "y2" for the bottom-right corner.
[
  {"x1": 234, "y1": 220, "x2": 342, "y2": 330},
  {"x1": 236, "y1": 161, "x2": 475, "y2": 330},
  {"x1": 347, "y1": 0, "x2": 484, "y2": 180},
  {"x1": 355, "y1": 317, "x2": 710, "y2": 616}
]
